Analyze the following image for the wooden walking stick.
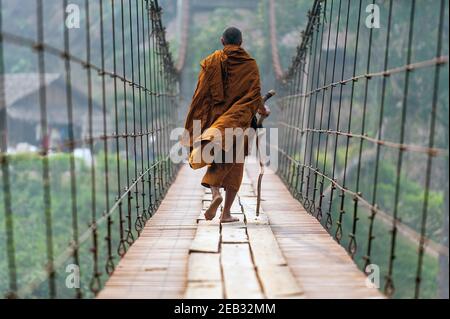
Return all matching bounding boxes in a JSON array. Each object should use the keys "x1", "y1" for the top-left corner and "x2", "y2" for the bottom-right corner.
[{"x1": 255, "y1": 90, "x2": 276, "y2": 217}]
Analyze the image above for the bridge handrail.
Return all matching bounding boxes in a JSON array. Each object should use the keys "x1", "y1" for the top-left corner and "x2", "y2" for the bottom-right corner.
[
  {"x1": 0, "y1": 0, "x2": 179, "y2": 298},
  {"x1": 275, "y1": 0, "x2": 449, "y2": 298}
]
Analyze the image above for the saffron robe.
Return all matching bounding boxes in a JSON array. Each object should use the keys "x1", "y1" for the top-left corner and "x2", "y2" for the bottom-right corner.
[{"x1": 182, "y1": 45, "x2": 263, "y2": 191}]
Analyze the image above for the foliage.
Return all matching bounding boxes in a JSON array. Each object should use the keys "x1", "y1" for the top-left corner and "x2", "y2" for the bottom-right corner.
[{"x1": 0, "y1": 150, "x2": 171, "y2": 298}]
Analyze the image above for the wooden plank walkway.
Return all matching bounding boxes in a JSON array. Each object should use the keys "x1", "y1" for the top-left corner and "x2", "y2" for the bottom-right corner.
[
  {"x1": 184, "y1": 172, "x2": 303, "y2": 299},
  {"x1": 245, "y1": 160, "x2": 384, "y2": 299},
  {"x1": 98, "y1": 162, "x2": 384, "y2": 299},
  {"x1": 97, "y1": 166, "x2": 204, "y2": 299}
]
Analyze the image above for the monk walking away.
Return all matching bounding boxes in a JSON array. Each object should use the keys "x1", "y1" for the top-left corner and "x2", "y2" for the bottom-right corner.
[{"x1": 182, "y1": 27, "x2": 270, "y2": 223}]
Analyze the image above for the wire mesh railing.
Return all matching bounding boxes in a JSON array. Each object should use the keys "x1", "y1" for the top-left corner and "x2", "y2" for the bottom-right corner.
[
  {"x1": 276, "y1": 0, "x2": 449, "y2": 298},
  {"x1": 0, "y1": 0, "x2": 179, "y2": 298}
]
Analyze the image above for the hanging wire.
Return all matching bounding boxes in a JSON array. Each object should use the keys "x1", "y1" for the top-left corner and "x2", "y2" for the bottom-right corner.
[
  {"x1": 384, "y1": 0, "x2": 416, "y2": 297},
  {"x1": 414, "y1": 0, "x2": 447, "y2": 299},
  {"x1": 36, "y1": 0, "x2": 57, "y2": 298},
  {"x1": 85, "y1": 0, "x2": 101, "y2": 295},
  {"x1": 0, "y1": 0, "x2": 17, "y2": 299},
  {"x1": 61, "y1": 0, "x2": 82, "y2": 299},
  {"x1": 364, "y1": 0, "x2": 393, "y2": 275}
]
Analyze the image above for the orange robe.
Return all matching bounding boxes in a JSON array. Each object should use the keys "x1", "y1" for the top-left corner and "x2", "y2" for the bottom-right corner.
[{"x1": 182, "y1": 44, "x2": 263, "y2": 191}]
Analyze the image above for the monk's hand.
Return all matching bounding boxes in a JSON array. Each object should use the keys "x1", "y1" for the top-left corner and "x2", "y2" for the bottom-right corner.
[{"x1": 258, "y1": 104, "x2": 271, "y2": 117}]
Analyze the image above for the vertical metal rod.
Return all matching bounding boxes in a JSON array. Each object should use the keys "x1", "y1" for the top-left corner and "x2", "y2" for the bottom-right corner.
[
  {"x1": 0, "y1": 0, "x2": 17, "y2": 299},
  {"x1": 62, "y1": 0, "x2": 81, "y2": 299},
  {"x1": 36, "y1": 0, "x2": 56, "y2": 298}
]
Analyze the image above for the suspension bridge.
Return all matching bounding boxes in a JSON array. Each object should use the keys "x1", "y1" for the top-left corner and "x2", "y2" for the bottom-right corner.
[{"x1": 0, "y1": 0, "x2": 448, "y2": 299}]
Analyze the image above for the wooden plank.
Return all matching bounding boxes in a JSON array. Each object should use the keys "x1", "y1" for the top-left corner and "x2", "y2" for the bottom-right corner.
[
  {"x1": 230, "y1": 200, "x2": 243, "y2": 214},
  {"x1": 221, "y1": 244, "x2": 263, "y2": 298},
  {"x1": 238, "y1": 191, "x2": 255, "y2": 198},
  {"x1": 241, "y1": 200, "x2": 269, "y2": 225},
  {"x1": 101, "y1": 162, "x2": 385, "y2": 300},
  {"x1": 230, "y1": 209, "x2": 244, "y2": 215},
  {"x1": 98, "y1": 165, "x2": 204, "y2": 299},
  {"x1": 190, "y1": 223, "x2": 220, "y2": 253},
  {"x1": 197, "y1": 210, "x2": 206, "y2": 221},
  {"x1": 222, "y1": 267, "x2": 263, "y2": 299},
  {"x1": 257, "y1": 265, "x2": 304, "y2": 298},
  {"x1": 184, "y1": 282, "x2": 223, "y2": 299},
  {"x1": 187, "y1": 253, "x2": 222, "y2": 282},
  {"x1": 239, "y1": 184, "x2": 254, "y2": 193},
  {"x1": 202, "y1": 193, "x2": 213, "y2": 202},
  {"x1": 198, "y1": 210, "x2": 222, "y2": 223},
  {"x1": 197, "y1": 211, "x2": 221, "y2": 222},
  {"x1": 239, "y1": 194, "x2": 258, "y2": 198},
  {"x1": 230, "y1": 207, "x2": 243, "y2": 214},
  {"x1": 202, "y1": 200, "x2": 211, "y2": 210},
  {"x1": 245, "y1": 162, "x2": 385, "y2": 299},
  {"x1": 247, "y1": 225, "x2": 287, "y2": 266},
  {"x1": 245, "y1": 213, "x2": 269, "y2": 225},
  {"x1": 221, "y1": 243, "x2": 253, "y2": 266},
  {"x1": 239, "y1": 198, "x2": 257, "y2": 206},
  {"x1": 222, "y1": 227, "x2": 248, "y2": 243}
]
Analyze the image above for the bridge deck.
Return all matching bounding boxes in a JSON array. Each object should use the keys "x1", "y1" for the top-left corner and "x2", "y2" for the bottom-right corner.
[{"x1": 98, "y1": 161, "x2": 383, "y2": 299}]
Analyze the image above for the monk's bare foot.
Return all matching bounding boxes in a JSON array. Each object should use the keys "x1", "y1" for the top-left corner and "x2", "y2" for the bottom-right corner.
[
  {"x1": 204, "y1": 195, "x2": 223, "y2": 220},
  {"x1": 220, "y1": 212, "x2": 240, "y2": 223}
]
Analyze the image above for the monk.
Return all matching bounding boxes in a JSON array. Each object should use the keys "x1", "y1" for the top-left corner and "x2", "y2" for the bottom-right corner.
[{"x1": 182, "y1": 27, "x2": 270, "y2": 223}]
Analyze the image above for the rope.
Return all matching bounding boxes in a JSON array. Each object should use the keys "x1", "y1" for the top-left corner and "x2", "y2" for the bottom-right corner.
[
  {"x1": 268, "y1": 0, "x2": 283, "y2": 79},
  {"x1": 175, "y1": 0, "x2": 190, "y2": 72}
]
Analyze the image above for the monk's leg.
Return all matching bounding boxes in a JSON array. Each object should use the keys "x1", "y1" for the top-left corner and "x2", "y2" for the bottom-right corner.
[
  {"x1": 211, "y1": 186, "x2": 221, "y2": 199},
  {"x1": 205, "y1": 186, "x2": 222, "y2": 220},
  {"x1": 202, "y1": 161, "x2": 243, "y2": 222},
  {"x1": 220, "y1": 189, "x2": 240, "y2": 223},
  {"x1": 220, "y1": 163, "x2": 244, "y2": 223},
  {"x1": 203, "y1": 164, "x2": 225, "y2": 220}
]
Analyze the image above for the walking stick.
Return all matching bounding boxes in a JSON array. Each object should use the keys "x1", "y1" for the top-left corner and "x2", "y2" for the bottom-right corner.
[{"x1": 255, "y1": 90, "x2": 276, "y2": 217}]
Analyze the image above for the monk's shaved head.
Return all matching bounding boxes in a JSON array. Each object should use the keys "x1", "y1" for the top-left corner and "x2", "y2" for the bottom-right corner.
[{"x1": 222, "y1": 27, "x2": 242, "y2": 45}]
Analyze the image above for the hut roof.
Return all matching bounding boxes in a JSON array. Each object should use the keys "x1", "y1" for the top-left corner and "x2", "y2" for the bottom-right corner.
[
  {"x1": 3, "y1": 73, "x2": 60, "y2": 107},
  {"x1": 3, "y1": 73, "x2": 102, "y2": 125}
]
